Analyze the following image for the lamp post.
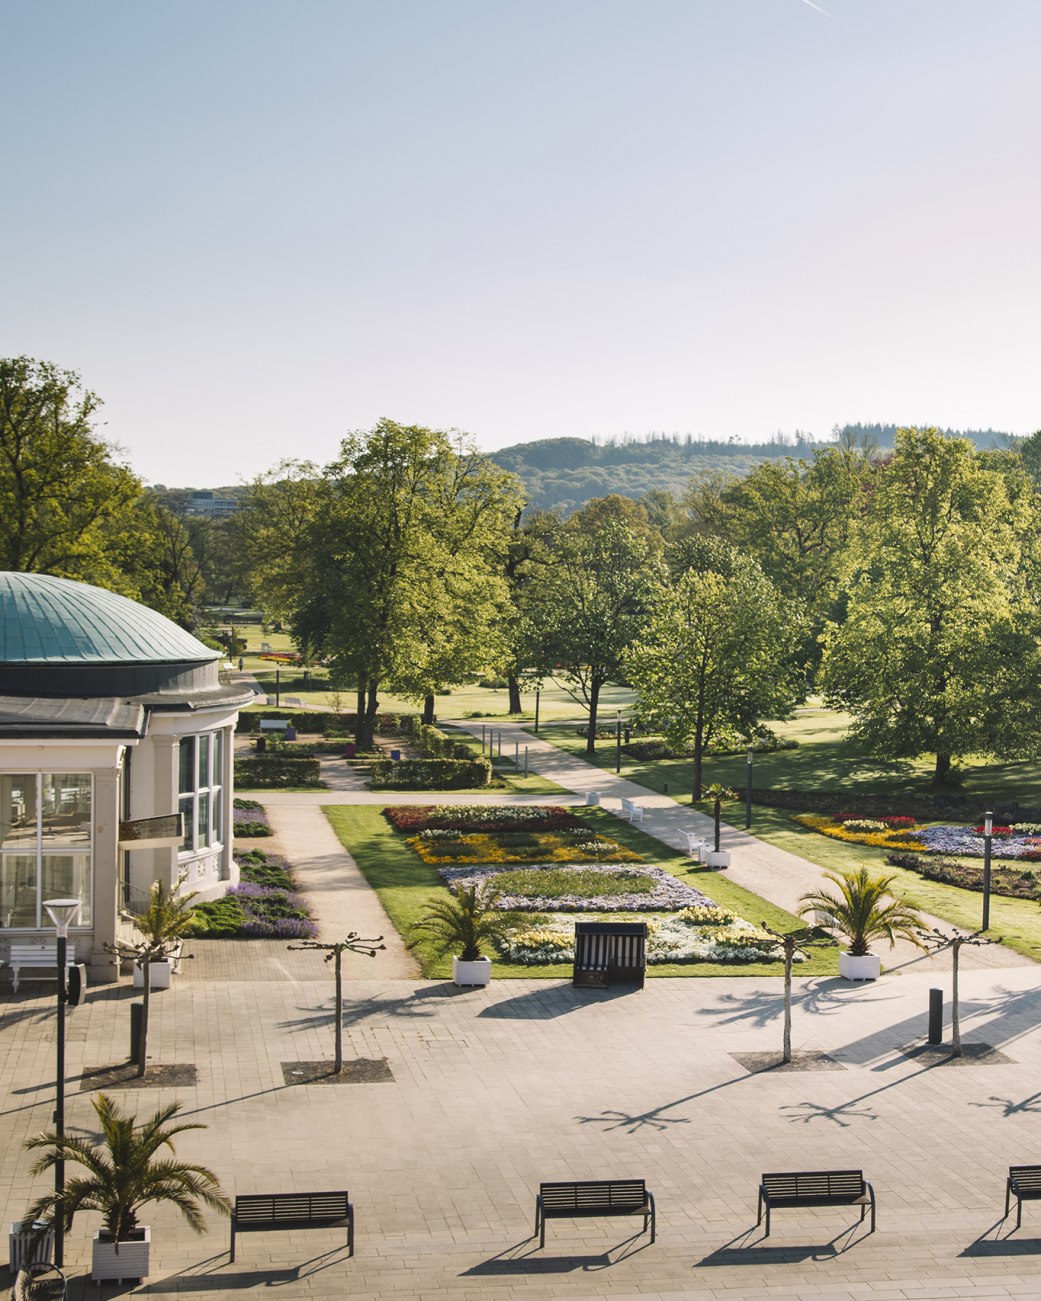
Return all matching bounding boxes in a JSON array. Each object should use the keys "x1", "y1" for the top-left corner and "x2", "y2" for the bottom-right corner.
[
  {"x1": 615, "y1": 711, "x2": 622, "y2": 774},
  {"x1": 745, "y1": 747, "x2": 753, "y2": 829},
  {"x1": 982, "y1": 811, "x2": 993, "y2": 931},
  {"x1": 534, "y1": 688, "x2": 540, "y2": 735},
  {"x1": 43, "y1": 897, "x2": 82, "y2": 1269}
]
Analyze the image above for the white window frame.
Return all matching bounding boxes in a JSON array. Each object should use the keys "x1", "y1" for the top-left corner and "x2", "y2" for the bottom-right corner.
[
  {"x1": 0, "y1": 771, "x2": 93, "y2": 930},
  {"x1": 177, "y1": 731, "x2": 226, "y2": 859}
]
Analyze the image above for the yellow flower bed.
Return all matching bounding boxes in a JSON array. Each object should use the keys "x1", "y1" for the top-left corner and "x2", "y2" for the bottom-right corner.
[
  {"x1": 406, "y1": 831, "x2": 642, "y2": 865},
  {"x1": 793, "y1": 813, "x2": 925, "y2": 852}
]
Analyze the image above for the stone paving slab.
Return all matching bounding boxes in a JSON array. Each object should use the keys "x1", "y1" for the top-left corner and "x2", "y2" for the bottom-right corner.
[{"x1": 4, "y1": 967, "x2": 1041, "y2": 1298}]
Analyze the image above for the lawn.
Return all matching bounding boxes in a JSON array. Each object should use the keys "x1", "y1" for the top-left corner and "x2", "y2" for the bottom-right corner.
[{"x1": 322, "y1": 803, "x2": 839, "y2": 980}]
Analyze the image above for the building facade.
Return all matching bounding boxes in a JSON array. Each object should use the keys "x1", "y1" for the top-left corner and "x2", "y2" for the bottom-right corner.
[{"x1": 0, "y1": 573, "x2": 252, "y2": 982}]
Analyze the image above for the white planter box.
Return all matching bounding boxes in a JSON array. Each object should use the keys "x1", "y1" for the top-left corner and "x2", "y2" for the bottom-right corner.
[
  {"x1": 92, "y1": 1226, "x2": 150, "y2": 1282},
  {"x1": 132, "y1": 960, "x2": 172, "y2": 990},
  {"x1": 839, "y1": 952, "x2": 881, "y2": 981},
  {"x1": 452, "y1": 956, "x2": 492, "y2": 987},
  {"x1": 704, "y1": 850, "x2": 731, "y2": 868}
]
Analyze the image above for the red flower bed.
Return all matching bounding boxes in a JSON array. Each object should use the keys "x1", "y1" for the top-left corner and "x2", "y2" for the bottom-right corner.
[
  {"x1": 971, "y1": 825, "x2": 1014, "y2": 835},
  {"x1": 383, "y1": 805, "x2": 588, "y2": 833}
]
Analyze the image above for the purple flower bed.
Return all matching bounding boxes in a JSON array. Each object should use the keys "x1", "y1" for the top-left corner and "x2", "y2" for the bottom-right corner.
[{"x1": 437, "y1": 863, "x2": 715, "y2": 912}]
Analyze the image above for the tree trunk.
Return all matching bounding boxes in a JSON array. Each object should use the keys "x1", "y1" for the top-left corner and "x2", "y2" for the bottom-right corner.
[
  {"x1": 691, "y1": 724, "x2": 704, "y2": 805},
  {"x1": 782, "y1": 944, "x2": 793, "y2": 1064},
  {"x1": 362, "y1": 681, "x2": 380, "y2": 752},
  {"x1": 585, "y1": 680, "x2": 601, "y2": 757},
  {"x1": 422, "y1": 694, "x2": 435, "y2": 726},
  {"x1": 934, "y1": 752, "x2": 953, "y2": 784},
  {"x1": 507, "y1": 674, "x2": 522, "y2": 715},
  {"x1": 334, "y1": 948, "x2": 343, "y2": 1074},
  {"x1": 951, "y1": 941, "x2": 962, "y2": 1057},
  {"x1": 137, "y1": 963, "x2": 150, "y2": 1078},
  {"x1": 355, "y1": 679, "x2": 366, "y2": 749},
  {"x1": 714, "y1": 801, "x2": 722, "y2": 852}
]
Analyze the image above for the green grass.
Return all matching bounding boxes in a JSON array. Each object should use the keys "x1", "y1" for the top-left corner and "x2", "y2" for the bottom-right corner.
[{"x1": 322, "y1": 803, "x2": 839, "y2": 979}]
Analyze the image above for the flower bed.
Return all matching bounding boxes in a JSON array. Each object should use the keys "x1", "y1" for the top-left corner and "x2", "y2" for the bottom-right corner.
[
  {"x1": 233, "y1": 798, "x2": 272, "y2": 837},
  {"x1": 495, "y1": 910, "x2": 798, "y2": 965},
  {"x1": 794, "y1": 813, "x2": 926, "y2": 851},
  {"x1": 185, "y1": 850, "x2": 316, "y2": 939},
  {"x1": 385, "y1": 804, "x2": 586, "y2": 833},
  {"x1": 437, "y1": 862, "x2": 715, "y2": 912},
  {"x1": 405, "y1": 829, "x2": 641, "y2": 865},
  {"x1": 916, "y1": 825, "x2": 1041, "y2": 861},
  {"x1": 886, "y1": 850, "x2": 1041, "y2": 899}
]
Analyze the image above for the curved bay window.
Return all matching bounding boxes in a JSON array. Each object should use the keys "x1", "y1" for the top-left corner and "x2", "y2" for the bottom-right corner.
[
  {"x1": 0, "y1": 773, "x2": 92, "y2": 929},
  {"x1": 178, "y1": 731, "x2": 225, "y2": 858}
]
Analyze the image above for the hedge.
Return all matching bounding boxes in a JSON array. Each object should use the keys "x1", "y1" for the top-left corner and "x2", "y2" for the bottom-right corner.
[
  {"x1": 750, "y1": 787, "x2": 1025, "y2": 823},
  {"x1": 234, "y1": 755, "x2": 322, "y2": 787},
  {"x1": 370, "y1": 757, "x2": 493, "y2": 790},
  {"x1": 885, "y1": 850, "x2": 1041, "y2": 900},
  {"x1": 236, "y1": 710, "x2": 413, "y2": 736}
]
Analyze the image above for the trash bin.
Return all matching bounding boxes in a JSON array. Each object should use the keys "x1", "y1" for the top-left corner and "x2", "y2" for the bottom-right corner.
[
  {"x1": 255, "y1": 736, "x2": 266, "y2": 753},
  {"x1": 390, "y1": 749, "x2": 401, "y2": 761},
  {"x1": 585, "y1": 791, "x2": 600, "y2": 806},
  {"x1": 285, "y1": 726, "x2": 297, "y2": 741},
  {"x1": 344, "y1": 743, "x2": 356, "y2": 759},
  {"x1": 9, "y1": 1220, "x2": 54, "y2": 1271}
]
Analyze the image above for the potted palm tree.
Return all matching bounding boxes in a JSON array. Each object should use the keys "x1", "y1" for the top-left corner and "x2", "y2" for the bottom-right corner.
[
  {"x1": 23, "y1": 1092, "x2": 229, "y2": 1283},
  {"x1": 407, "y1": 882, "x2": 515, "y2": 987},
  {"x1": 701, "y1": 784, "x2": 737, "y2": 868},
  {"x1": 798, "y1": 866, "x2": 925, "y2": 980}
]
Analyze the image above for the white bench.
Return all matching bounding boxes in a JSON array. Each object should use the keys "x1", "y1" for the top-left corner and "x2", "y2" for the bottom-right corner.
[
  {"x1": 620, "y1": 799, "x2": 645, "y2": 825},
  {"x1": 7, "y1": 943, "x2": 77, "y2": 994},
  {"x1": 685, "y1": 833, "x2": 708, "y2": 861}
]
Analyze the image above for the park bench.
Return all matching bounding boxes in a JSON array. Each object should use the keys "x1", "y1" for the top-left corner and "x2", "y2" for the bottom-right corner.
[
  {"x1": 229, "y1": 1190, "x2": 354, "y2": 1262},
  {"x1": 757, "y1": 1170, "x2": 875, "y2": 1237},
  {"x1": 685, "y1": 832, "x2": 707, "y2": 860},
  {"x1": 620, "y1": 798, "x2": 644, "y2": 825},
  {"x1": 534, "y1": 1179, "x2": 655, "y2": 1247},
  {"x1": 1005, "y1": 1165, "x2": 1041, "y2": 1227},
  {"x1": 6, "y1": 943, "x2": 77, "y2": 994}
]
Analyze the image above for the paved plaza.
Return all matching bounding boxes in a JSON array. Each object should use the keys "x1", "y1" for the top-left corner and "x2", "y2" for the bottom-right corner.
[
  {"x1": 4, "y1": 722, "x2": 1041, "y2": 1299},
  {"x1": 4, "y1": 960, "x2": 1041, "y2": 1300}
]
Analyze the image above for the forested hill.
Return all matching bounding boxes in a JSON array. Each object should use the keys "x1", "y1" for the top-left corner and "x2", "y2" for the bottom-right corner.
[{"x1": 490, "y1": 425, "x2": 1013, "y2": 514}]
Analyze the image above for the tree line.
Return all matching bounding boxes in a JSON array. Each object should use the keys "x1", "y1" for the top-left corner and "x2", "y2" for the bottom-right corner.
[{"x1": 5, "y1": 354, "x2": 1041, "y2": 789}]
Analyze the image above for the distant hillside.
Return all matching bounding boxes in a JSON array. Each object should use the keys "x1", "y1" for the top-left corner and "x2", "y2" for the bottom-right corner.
[{"x1": 491, "y1": 426, "x2": 1014, "y2": 514}]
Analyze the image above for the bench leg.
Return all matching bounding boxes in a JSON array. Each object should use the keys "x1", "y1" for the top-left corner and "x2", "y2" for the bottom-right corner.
[
  {"x1": 12, "y1": 968, "x2": 18, "y2": 994},
  {"x1": 1017, "y1": 1196, "x2": 1023, "y2": 1230},
  {"x1": 348, "y1": 1205, "x2": 355, "y2": 1257},
  {"x1": 229, "y1": 1223, "x2": 236, "y2": 1264}
]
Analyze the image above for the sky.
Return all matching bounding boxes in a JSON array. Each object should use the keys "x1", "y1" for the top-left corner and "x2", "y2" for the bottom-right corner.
[{"x1": 3, "y1": 0, "x2": 1040, "y2": 486}]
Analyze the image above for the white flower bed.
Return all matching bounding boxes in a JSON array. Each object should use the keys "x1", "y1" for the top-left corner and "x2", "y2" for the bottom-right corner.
[
  {"x1": 437, "y1": 863, "x2": 713, "y2": 912},
  {"x1": 919, "y1": 826, "x2": 1041, "y2": 860}
]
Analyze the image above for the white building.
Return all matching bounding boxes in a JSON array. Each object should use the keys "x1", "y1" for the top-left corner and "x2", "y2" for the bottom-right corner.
[{"x1": 0, "y1": 573, "x2": 252, "y2": 983}]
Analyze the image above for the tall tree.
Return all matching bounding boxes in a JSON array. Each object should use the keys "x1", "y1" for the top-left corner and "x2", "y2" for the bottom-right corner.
[
  {"x1": 285, "y1": 421, "x2": 521, "y2": 748},
  {"x1": 0, "y1": 356, "x2": 141, "y2": 581},
  {"x1": 819, "y1": 427, "x2": 1041, "y2": 783},
  {"x1": 624, "y1": 539, "x2": 804, "y2": 799},
  {"x1": 523, "y1": 517, "x2": 665, "y2": 755}
]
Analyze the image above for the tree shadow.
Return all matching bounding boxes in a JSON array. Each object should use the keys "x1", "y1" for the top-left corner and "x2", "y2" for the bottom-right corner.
[
  {"x1": 971, "y1": 1090, "x2": 1041, "y2": 1118},
  {"x1": 577, "y1": 1067, "x2": 752, "y2": 1132},
  {"x1": 277, "y1": 983, "x2": 455, "y2": 1034},
  {"x1": 697, "y1": 977, "x2": 897, "y2": 1034}
]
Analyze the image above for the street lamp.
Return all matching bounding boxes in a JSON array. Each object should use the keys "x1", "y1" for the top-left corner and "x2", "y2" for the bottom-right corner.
[
  {"x1": 981, "y1": 811, "x2": 993, "y2": 931},
  {"x1": 615, "y1": 711, "x2": 622, "y2": 774},
  {"x1": 745, "y1": 747, "x2": 753, "y2": 829},
  {"x1": 43, "y1": 897, "x2": 82, "y2": 1269}
]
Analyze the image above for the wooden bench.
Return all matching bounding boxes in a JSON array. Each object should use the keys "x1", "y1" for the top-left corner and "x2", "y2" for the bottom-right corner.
[
  {"x1": 230, "y1": 1191, "x2": 354, "y2": 1262},
  {"x1": 534, "y1": 1179, "x2": 655, "y2": 1247},
  {"x1": 685, "y1": 832, "x2": 707, "y2": 860},
  {"x1": 1005, "y1": 1165, "x2": 1041, "y2": 1227},
  {"x1": 758, "y1": 1170, "x2": 875, "y2": 1237},
  {"x1": 620, "y1": 798, "x2": 644, "y2": 825},
  {"x1": 7, "y1": 943, "x2": 77, "y2": 994}
]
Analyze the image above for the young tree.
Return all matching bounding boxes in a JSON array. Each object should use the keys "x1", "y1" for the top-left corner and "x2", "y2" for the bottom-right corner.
[
  {"x1": 624, "y1": 542, "x2": 804, "y2": 799},
  {"x1": 819, "y1": 428, "x2": 1041, "y2": 783}
]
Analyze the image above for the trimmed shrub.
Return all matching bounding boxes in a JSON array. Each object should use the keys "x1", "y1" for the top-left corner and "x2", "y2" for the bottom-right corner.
[
  {"x1": 236, "y1": 710, "x2": 414, "y2": 736},
  {"x1": 885, "y1": 849, "x2": 1041, "y2": 900},
  {"x1": 234, "y1": 755, "x2": 322, "y2": 787},
  {"x1": 370, "y1": 757, "x2": 493, "y2": 790}
]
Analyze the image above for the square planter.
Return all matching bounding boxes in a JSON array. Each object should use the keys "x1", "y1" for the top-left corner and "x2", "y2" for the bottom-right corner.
[
  {"x1": 839, "y1": 952, "x2": 881, "y2": 981},
  {"x1": 452, "y1": 956, "x2": 491, "y2": 987},
  {"x1": 9, "y1": 1219, "x2": 54, "y2": 1271},
  {"x1": 92, "y1": 1226, "x2": 150, "y2": 1282},
  {"x1": 133, "y1": 960, "x2": 173, "y2": 990},
  {"x1": 704, "y1": 850, "x2": 730, "y2": 869}
]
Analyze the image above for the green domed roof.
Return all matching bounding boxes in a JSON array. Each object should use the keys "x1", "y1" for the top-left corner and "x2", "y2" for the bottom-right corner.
[{"x1": 0, "y1": 573, "x2": 216, "y2": 665}]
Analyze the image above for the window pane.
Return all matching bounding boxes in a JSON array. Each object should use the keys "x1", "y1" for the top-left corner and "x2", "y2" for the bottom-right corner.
[
  {"x1": 41, "y1": 774, "x2": 91, "y2": 846},
  {"x1": 1, "y1": 854, "x2": 38, "y2": 928},
  {"x1": 179, "y1": 738, "x2": 195, "y2": 794},
  {"x1": 1, "y1": 775, "x2": 37, "y2": 849},
  {"x1": 197, "y1": 792, "x2": 211, "y2": 848},
  {"x1": 179, "y1": 796, "x2": 194, "y2": 852},
  {"x1": 198, "y1": 734, "x2": 211, "y2": 788},
  {"x1": 41, "y1": 854, "x2": 91, "y2": 927},
  {"x1": 212, "y1": 729, "x2": 225, "y2": 783},
  {"x1": 214, "y1": 788, "x2": 225, "y2": 845}
]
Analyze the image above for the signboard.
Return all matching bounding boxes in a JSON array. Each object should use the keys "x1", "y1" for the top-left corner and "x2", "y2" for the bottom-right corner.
[{"x1": 118, "y1": 814, "x2": 183, "y2": 850}]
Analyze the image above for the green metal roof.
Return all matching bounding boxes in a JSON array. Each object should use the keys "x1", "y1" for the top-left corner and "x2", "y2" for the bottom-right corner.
[{"x1": 0, "y1": 573, "x2": 216, "y2": 665}]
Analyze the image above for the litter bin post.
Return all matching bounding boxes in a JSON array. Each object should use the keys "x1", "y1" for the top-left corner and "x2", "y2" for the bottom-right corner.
[
  {"x1": 928, "y1": 987, "x2": 943, "y2": 1044},
  {"x1": 130, "y1": 1002, "x2": 144, "y2": 1066}
]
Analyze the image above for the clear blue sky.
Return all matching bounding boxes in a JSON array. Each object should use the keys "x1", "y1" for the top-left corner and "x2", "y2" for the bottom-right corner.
[{"x1": 3, "y1": 0, "x2": 1039, "y2": 486}]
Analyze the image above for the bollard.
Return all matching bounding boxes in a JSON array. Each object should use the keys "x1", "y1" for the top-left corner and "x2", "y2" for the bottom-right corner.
[
  {"x1": 514, "y1": 741, "x2": 519, "y2": 766},
  {"x1": 481, "y1": 725, "x2": 486, "y2": 754},
  {"x1": 663, "y1": 783, "x2": 668, "y2": 795},
  {"x1": 130, "y1": 1002, "x2": 144, "y2": 1066},
  {"x1": 524, "y1": 746, "x2": 529, "y2": 776},
  {"x1": 928, "y1": 987, "x2": 943, "y2": 1044}
]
